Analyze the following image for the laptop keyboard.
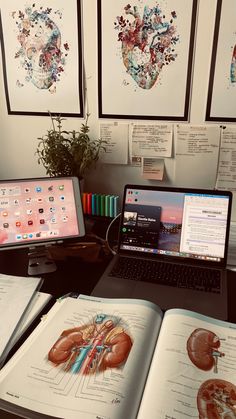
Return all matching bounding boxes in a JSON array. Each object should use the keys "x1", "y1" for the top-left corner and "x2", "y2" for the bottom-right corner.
[{"x1": 109, "y1": 257, "x2": 221, "y2": 293}]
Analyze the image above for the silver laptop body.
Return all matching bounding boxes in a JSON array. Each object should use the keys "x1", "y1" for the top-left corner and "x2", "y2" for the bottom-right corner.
[{"x1": 92, "y1": 185, "x2": 232, "y2": 320}]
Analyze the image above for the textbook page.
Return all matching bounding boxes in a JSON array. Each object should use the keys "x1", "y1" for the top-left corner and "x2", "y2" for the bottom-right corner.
[
  {"x1": 9, "y1": 292, "x2": 52, "y2": 349},
  {"x1": 137, "y1": 309, "x2": 236, "y2": 419},
  {"x1": 0, "y1": 273, "x2": 42, "y2": 366},
  {"x1": 0, "y1": 296, "x2": 163, "y2": 419}
]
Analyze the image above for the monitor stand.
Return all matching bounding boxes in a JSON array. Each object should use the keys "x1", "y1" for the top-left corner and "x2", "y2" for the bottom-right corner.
[{"x1": 28, "y1": 246, "x2": 57, "y2": 275}]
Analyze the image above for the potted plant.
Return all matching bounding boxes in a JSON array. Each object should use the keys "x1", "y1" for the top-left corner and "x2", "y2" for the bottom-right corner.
[{"x1": 36, "y1": 113, "x2": 106, "y2": 180}]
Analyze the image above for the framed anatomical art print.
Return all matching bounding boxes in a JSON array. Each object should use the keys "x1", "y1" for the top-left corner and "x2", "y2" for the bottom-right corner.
[
  {"x1": 0, "y1": 0, "x2": 84, "y2": 117},
  {"x1": 97, "y1": 0, "x2": 198, "y2": 121},
  {"x1": 206, "y1": 0, "x2": 236, "y2": 122}
]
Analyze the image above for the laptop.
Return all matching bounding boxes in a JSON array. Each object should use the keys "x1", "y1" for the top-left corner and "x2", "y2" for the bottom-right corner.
[{"x1": 92, "y1": 184, "x2": 232, "y2": 320}]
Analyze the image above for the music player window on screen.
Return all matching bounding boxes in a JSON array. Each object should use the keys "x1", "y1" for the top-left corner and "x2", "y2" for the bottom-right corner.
[
  {"x1": 0, "y1": 178, "x2": 79, "y2": 245},
  {"x1": 120, "y1": 189, "x2": 229, "y2": 262}
]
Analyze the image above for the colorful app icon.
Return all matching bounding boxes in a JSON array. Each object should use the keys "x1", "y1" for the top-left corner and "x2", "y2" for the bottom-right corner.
[
  {"x1": 28, "y1": 220, "x2": 33, "y2": 225},
  {"x1": 60, "y1": 195, "x2": 65, "y2": 201},
  {"x1": 48, "y1": 185, "x2": 53, "y2": 191},
  {"x1": 49, "y1": 197, "x2": 54, "y2": 202},
  {"x1": 38, "y1": 208, "x2": 44, "y2": 213},
  {"x1": 36, "y1": 186, "x2": 42, "y2": 192},
  {"x1": 59, "y1": 185, "x2": 64, "y2": 190},
  {"x1": 14, "y1": 199, "x2": 19, "y2": 205},
  {"x1": 62, "y1": 216, "x2": 68, "y2": 222},
  {"x1": 61, "y1": 206, "x2": 66, "y2": 211},
  {"x1": 16, "y1": 235, "x2": 22, "y2": 240},
  {"x1": 2, "y1": 211, "x2": 8, "y2": 217},
  {"x1": 37, "y1": 198, "x2": 43, "y2": 203},
  {"x1": 51, "y1": 217, "x2": 56, "y2": 223},
  {"x1": 22, "y1": 234, "x2": 28, "y2": 239},
  {"x1": 3, "y1": 223, "x2": 9, "y2": 228},
  {"x1": 40, "y1": 219, "x2": 45, "y2": 224},
  {"x1": 16, "y1": 221, "x2": 21, "y2": 227},
  {"x1": 26, "y1": 198, "x2": 32, "y2": 204},
  {"x1": 24, "y1": 188, "x2": 30, "y2": 193},
  {"x1": 14, "y1": 211, "x2": 20, "y2": 216},
  {"x1": 36, "y1": 232, "x2": 41, "y2": 237},
  {"x1": 50, "y1": 207, "x2": 56, "y2": 212},
  {"x1": 28, "y1": 233, "x2": 33, "y2": 238},
  {"x1": 26, "y1": 209, "x2": 32, "y2": 215}
]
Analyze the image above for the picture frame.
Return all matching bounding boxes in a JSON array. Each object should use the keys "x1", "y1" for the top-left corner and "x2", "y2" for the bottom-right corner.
[
  {"x1": 0, "y1": 0, "x2": 84, "y2": 117},
  {"x1": 98, "y1": 0, "x2": 198, "y2": 121},
  {"x1": 206, "y1": 0, "x2": 236, "y2": 122}
]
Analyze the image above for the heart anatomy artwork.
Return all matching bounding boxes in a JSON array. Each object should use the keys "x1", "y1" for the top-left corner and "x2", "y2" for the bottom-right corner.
[
  {"x1": 48, "y1": 313, "x2": 133, "y2": 375},
  {"x1": 114, "y1": 3, "x2": 179, "y2": 90}
]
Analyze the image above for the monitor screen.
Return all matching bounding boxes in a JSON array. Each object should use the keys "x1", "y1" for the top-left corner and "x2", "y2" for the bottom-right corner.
[{"x1": 0, "y1": 176, "x2": 85, "y2": 250}]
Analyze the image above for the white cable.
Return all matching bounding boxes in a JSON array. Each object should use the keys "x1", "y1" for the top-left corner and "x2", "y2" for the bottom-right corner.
[{"x1": 105, "y1": 213, "x2": 121, "y2": 255}]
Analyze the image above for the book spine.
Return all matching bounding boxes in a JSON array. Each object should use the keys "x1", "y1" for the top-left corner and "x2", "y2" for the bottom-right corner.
[
  {"x1": 109, "y1": 195, "x2": 114, "y2": 218},
  {"x1": 87, "y1": 193, "x2": 92, "y2": 215},
  {"x1": 82, "y1": 193, "x2": 87, "y2": 214},
  {"x1": 100, "y1": 194, "x2": 105, "y2": 216},
  {"x1": 91, "y1": 194, "x2": 96, "y2": 215},
  {"x1": 96, "y1": 194, "x2": 101, "y2": 216},
  {"x1": 105, "y1": 195, "x2": 110, "y2": 217},
  {"x1": 114, "y1": 196, "x2": 119, "y2": 217}
]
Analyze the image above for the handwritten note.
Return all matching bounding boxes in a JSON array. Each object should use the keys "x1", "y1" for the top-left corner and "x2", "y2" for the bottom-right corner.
[
  {"x1": 99, "y1": 123, "x2": 129, "y2": 164},
  {"x1": 175, "y1": 125, "x2": 220, "y2": 187},
  {"x1": 142, "y1": 158, "x2": 165, "y2": 180},
  {"x1": 216, "y1": 126, "x2": 236, "y2": 192},
  {"x1": 130, "y1": 123, "x2": 172, "y2": 159}
]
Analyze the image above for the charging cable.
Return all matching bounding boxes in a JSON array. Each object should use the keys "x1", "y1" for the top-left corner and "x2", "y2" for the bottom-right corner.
[{"x1": 105, "y1": 213, "x2": 121, "y2": 255}]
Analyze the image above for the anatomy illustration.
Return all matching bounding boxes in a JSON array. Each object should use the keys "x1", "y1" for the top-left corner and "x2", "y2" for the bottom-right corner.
[
  {"x1": 114, "y1": 3, "x2": 179, "y2": 89},
  {"x1": 187, "y1": 328, "x2": 225, "y2": 373},
  {"x1": 231, "y1": 44, "x2": 236, "y2": 83},
  {"x1": 197, "y1": 379, "x2": 236, "y2": 419},
  {"x1": 48, "y1": 314, "x2": 133, "y2": 374},
  {"x1": 12, "y1": 5, "x2": 69, "y2": 92}
]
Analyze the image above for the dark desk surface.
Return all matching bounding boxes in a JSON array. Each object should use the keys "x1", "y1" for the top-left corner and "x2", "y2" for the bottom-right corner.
[
  {"x1": 0, "y1": 245, "x2": 110, "y2": 299},
  {"x1": 0, "y1": 240, "x2": 236, "y2": 418},
  {"x1": 0, "y1": 245, "x2": 236, "y2": 323}
]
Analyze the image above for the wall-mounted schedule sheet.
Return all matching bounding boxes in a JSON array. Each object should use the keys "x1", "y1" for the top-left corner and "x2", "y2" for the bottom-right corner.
[
  {"x1": 216, "y1": 126, "x2": 236, "y2": 192},
  {"x1": 174, "y1": 125, "x2": 220, "y2": 187}
]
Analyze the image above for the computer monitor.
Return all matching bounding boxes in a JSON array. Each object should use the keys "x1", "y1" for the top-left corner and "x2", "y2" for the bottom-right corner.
[{"x1": 0, "y1": 176, "x2": 85, "y2": 274}]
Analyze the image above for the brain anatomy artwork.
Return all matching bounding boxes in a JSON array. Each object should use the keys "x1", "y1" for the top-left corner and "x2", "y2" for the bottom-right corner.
[
  {"x1": 231, "y1": 45, "x2": 236, "y2": 83},
  {"x1": 114, "y1": 3, "x2": 179, "y2": 90},
  {"x1": 187, "y1": 328, "x2": 225, "y2": 373},
  {"x1": 48, "y1": 313, "x2": 133, "y2": 375},
  {"x1": 197, "y1": 379, "x2": 236, "y2": 419},
  {"x1": 12, "y1": 5, "x2": 69, "y2": 92}
]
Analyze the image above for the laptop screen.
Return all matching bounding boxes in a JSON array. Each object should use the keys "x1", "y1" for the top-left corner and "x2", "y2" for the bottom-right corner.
[{"x1": 119, "y1": 185, "x2": 232, "y2": 267}]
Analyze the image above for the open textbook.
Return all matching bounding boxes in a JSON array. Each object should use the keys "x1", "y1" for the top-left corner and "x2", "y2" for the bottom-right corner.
[
  {"x1": 9, "y1": 291, "x2": 52, "y2": 351},
  {"x1": 0, "y1": 273, "x2": 43, "y2": 368},
  {"x1": 0, "y1": 295, "x2": 236, "y2": 418}
]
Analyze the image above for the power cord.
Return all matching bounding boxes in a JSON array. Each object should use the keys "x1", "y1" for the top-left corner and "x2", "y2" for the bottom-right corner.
[{"x1": 105, "y1": 213, "x2": 121, "y2": 255}]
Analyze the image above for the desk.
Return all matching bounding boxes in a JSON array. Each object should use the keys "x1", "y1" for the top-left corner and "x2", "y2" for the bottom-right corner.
[
  {"x1": 0, "y1": 247, "x2": 236, "y2": 419},
  {"x1": 0, "y1": 246, "x2": 236, "y2": 323}
]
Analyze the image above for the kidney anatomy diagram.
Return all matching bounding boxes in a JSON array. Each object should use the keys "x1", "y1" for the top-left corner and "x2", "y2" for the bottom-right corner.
[
  {"x1": 48, "y1": 313, "x2": 133, "y2": 375},
  {"x1": 186, "y1": 327, "x2": 236, "y2": 418}
]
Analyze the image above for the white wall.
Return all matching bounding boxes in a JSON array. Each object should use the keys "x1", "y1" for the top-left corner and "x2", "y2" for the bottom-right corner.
[{"x1": 1, "y1": 1, "x2": 234, "y2": 215}]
